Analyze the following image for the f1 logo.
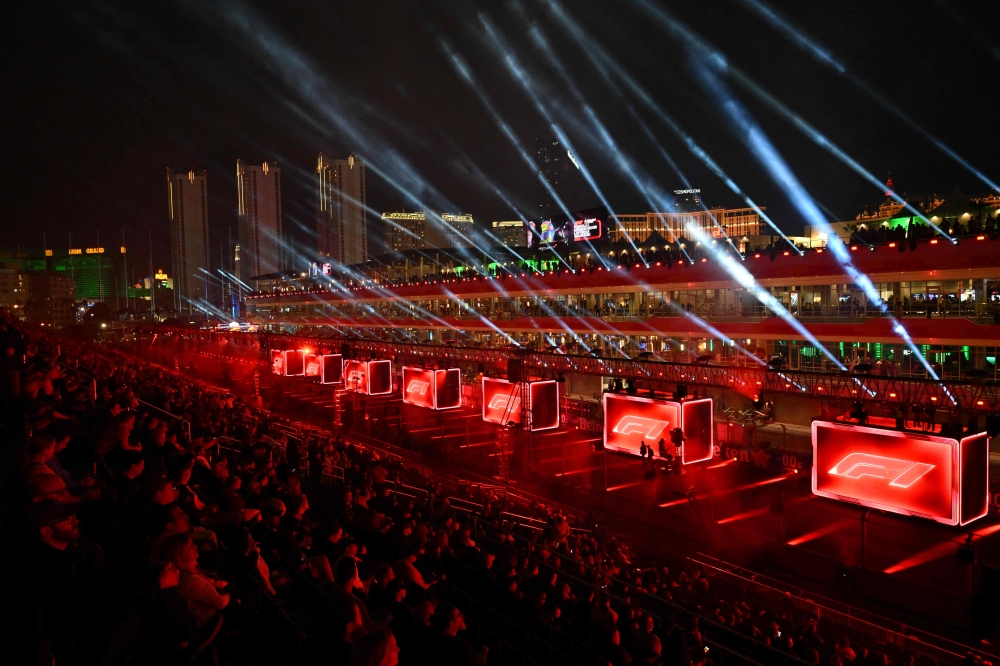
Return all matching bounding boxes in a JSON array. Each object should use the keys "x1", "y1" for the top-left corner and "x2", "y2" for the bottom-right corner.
[
  {"x1": 406, "y1": 380, "x2": 430, "y2": 395},
  {"x1": 829, "y1": 453, "x2": 935, "y2": 488},
  {"x1": 488, "y1": 395, "x2": 519, "y2": 411},
  {"x1": 348, "y1": 371, "x2": 364, "y2": 383},
  {"x1": 612, "y1": 416, "x2": 670, "y2": 439}
]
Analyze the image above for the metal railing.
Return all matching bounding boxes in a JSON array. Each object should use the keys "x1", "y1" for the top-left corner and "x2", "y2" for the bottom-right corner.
[{"x1": 688, "y1": 555, "x2": 994, "y2": 666}]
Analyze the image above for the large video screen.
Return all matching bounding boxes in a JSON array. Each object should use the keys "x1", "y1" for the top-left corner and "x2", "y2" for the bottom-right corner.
[
  {"x1": 283, "y1": 350, "x2": 305, "y2": 377},
  {"x1": 483, "y1": 377, "x2": 521, "y2": 425},
  {"x1": 529, "y1": 380, "x2": 560, "y2": 431},
  {"x1": 403, "y1": 367, "x2": 462, "y2": 410},
  {"x1": 270, "y1": 349, "x2": 284, "y2": 376},
  {"x1": 304, "y1": 354, "x2": 320, "y2": 378},
  {"x1": 344, "y1": 360, "x2": 369, "y2": 394},
  {"x1": 435, "y1": 368, "x2": 462, "y2": 410},
  {"x1": 603, "y1": 393, "x2": 680, "y2": 457},
  {"x1": 402, "y1": 367, "x2": 435, "y2": 409},
  {"x1": 320, "y1": 354, "x2": 343, "y2": 384},
  {"x1": 573, "y1": 217, "x2": 601, "y2": 241},
  {"x1": 812, "y1": 421, "x2": 989, "y2": 526},
  {"x1": 368, "y1": 360, "x2": 392, "y2": 395},
  {"x1": 681, "y1": 399, "x2": 714, "y2": 464}
]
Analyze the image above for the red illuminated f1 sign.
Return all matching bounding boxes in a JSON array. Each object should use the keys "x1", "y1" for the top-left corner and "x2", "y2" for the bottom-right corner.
[
  {"x1": 406, "y1": 380, "x2": 430, "y2": 395},
  {"x1": 488, "y1": 394, "x2": 519, "y2": 411},
  {"x1": 812, "y1": 421, "x2": 990, "y2": 527},
  {"x1": 612, "y1": 416, "x2": 670, "y2": 439},
  {"x1": 829, "y1": 453, "x2": 935, "y2": 488}
]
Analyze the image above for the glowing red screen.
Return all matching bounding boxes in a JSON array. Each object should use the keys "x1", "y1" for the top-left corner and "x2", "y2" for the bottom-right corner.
[
  {"x1": 402, "y1": 367, "x2": 435, "y2": 409},
  {"x1": 320, "y1": 355, "x2": 343, "y2": 384},
  {"x1": 529, "y1": 380, "x2": 560, "y2": 431},
  {"x1": 270, "y1": 350, "x2": 284, "y2": 376},
  {"x1": 344, "y1": 360, "x2": 369, "y2": 394},
  {"x1": 603, "y1": 393, "x2": 679, "y2": 456},
  {"x1": 283, "y1": 350, "x2": 305, "y2": 377},
  {"x1": 681, "y1": 399, "x2": 714, "y2": 464},
  {"x1": 434, "y1": 368, "x2": 462, "y2": 410},
  {"x1": 403, "y1": 367, "x2": 462, "y2": 410},
  {"x1": 367, "y1": 360, "x2": 392, "y2": 395},
  {"x1": 304, "y1": 354, "x2": 320, "y2": 377},
  {"x1": 812, "y1": 421, "x2": 989, "y2": 526},
  {"x1": 483, "y1": 378, "x2": 521, "y2": 425}
]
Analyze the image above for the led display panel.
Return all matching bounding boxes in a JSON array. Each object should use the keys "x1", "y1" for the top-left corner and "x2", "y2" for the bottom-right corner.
[
  {"x1": 367, "y1": 360, "x2": 393, "y2": 396},
  {"x1": 304, "y1": 354, "x2": 320, "y2": 378},
  {"x1": 270, "y1": 350, "x2": 284, "y2": 376},
  {"x1": 434, "y1": 368, "x2": 462, "y2": 410},
  {"x1": 603, "y1": 393, "x2": 679, "y2": 457},
  {"x1": 344, "y1": 360, "x2": 369, "y2": 394},
  {"x1": 529, "y1": 380, "x2": 560, "y2": 431},
  {"x1": 483, "y1": 377, "x2": 521, "y2": 425},
  {"x1": 283, "y1": 350, "x2": 305, "y2": 377},
  {"x1": 812, "y1": 421, "x2": 989, "y2": 526},
  {"x1": 681, "y1": 399, "x2": 714, "y2": 464},
  {"x1": 402, "y1": 367, "x2": 435, "y2": 409},
  {"x1": 573, "y1": 217, "x2": 601, "y2": 241},
  {"x1": 402, "y1": 367, "x2": 462, "y2": 410},
  {"x1": 320, "y1": 355, "x2": 343, "y2": 385}
]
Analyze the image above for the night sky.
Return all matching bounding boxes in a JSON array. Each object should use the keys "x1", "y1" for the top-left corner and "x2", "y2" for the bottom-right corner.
[{"x1": 3, "y1": 0, "x2": 998, "y2": 271}]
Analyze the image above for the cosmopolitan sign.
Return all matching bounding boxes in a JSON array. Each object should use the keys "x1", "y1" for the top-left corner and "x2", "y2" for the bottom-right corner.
[
  {"x1": 402, "y1": 366, "x2": 462, "y2": 410},
  {"x1": 602, "y1": 394, "x2": 714, "y2": 464},
  {"x1": 812, "y1": 421, "x2": 989, "y2": 526},
  {"x1": 482, "y1": 377, "x2": 560, "y2": 432}
]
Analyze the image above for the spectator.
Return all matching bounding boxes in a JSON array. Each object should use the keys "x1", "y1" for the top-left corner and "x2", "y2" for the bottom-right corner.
[
  {"x1": 350, "y1": 627, "x2": 400, "y2": 666},
  {"x1": 162, "y1": 532, "x2": 230, "y2": 626},
  {"x1": 432, "y1": 603, "x2": 487, "y2": 666}
]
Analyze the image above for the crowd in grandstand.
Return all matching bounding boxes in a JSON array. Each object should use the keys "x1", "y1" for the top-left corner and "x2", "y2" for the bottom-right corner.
[{"x1": 0, "y1": 308, "x2": 991, "y2": 666}]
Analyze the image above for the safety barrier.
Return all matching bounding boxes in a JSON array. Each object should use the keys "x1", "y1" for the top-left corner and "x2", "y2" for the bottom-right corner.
[{"x1": 689, "y1": 556, "x2": 991, "y2": 666}]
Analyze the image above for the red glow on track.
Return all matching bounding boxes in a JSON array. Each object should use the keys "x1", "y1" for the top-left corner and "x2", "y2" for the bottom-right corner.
[
  {"x1": 883, "y1": 522, "x2": 1000, "y2": 574},
  {"x1": 717, "y1": 506, "x2": 770, "y2": 524},
  {"x1": 786, "y1": 519, "x2": 853, "y2": 546},
  {"x1": 554, "y1": 466, "x2": 604, "y2": 477},
  {"x1": 606, "y1": 479, "x2": 650, "y2": 492},
  {"x1": 883, "y1": 541, "x2": 960, "y2": 574},
  {"x1": 658, "y1": 472, "x2": 793, "y2": 508}
]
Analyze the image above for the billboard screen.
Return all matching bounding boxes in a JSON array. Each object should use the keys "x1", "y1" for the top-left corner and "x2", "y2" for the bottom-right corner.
[
  {"x1": 283, "y1": 350, "x2": 305, "y2": 377},
  {"x1": 435, "y1": 368, "x2": 462, "y2": 410},
  {"x1": 270, "y1": 349, "x2": 284, "y2": 376},
  {"x1": 812, "y1": 421, "x2": 989, "y2": 526},
  {"x1": 344, "y1": 360, "x2": 369, "y2": 394},
  {"x1": 603, "y1": 393, "x2": 680, "y2": 457},
  {"x1": 402, "y1": 367, "x2": 435, "y2": 409},
  {"x1": 529, "y1": 380, "x2": 560, "y2": 431},
  {"x1": 367, "y1": 359, "x2": 393, "y2": 396},
  {"x1": 681, "y1": 399, "x2": 714, "y2": 464},
  {"x1": 320, "y1": 354, "x2": 343, "y2": 385},
  {"x1": 573, "y1": 217, "x2": 601, "y2": 241},
  {"x1": 483, "y1": 377, "x2": 521, "y2": 425},
  {"x1": 403, "y1": 367, "x2": 462, "y2": 410},
  {"x1": 304, "y1": 354, "x2": 320, "y2": 378}
]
